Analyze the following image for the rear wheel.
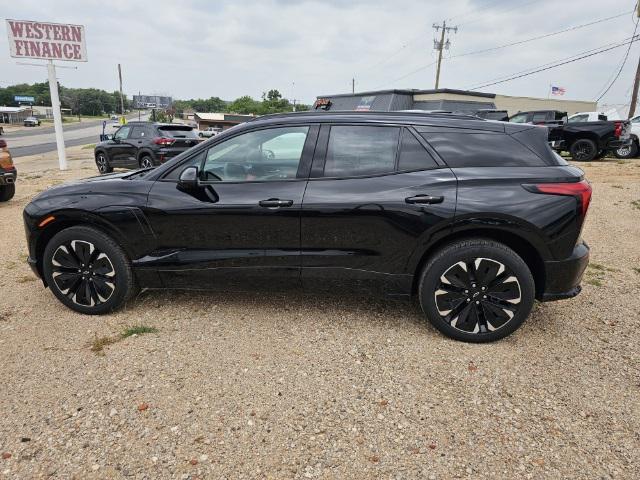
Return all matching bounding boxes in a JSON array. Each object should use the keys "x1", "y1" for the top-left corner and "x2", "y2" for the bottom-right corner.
[
  {"x1": 569, "y1": 138, "x2": 597, "y2": 161},
  {"x1": 140, "y1": 155, "x2": 154, "y2": 169},
  {"x1": 0, "y1": 183, "x2": 15, "y2": 202},
  {"x1": 419, "y1": 239, "x2": 535, "y2": 342},
  {"x1": 614, "y1": 141, "x2": 638, "y2": 159},
  {"x1": 95, "y1": 152, "x2": 113, "y2": 174},
  {"x1": 43, "y1": 226, "x2": 136, "y2": 314}
]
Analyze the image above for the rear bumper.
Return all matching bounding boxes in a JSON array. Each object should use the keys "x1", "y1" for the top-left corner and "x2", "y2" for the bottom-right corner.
[
  {"x1": 606, "y1": 138, "x2": 632, "y2": 150},
  {"x1": 540, "y1": 241, "x2": 589, "y2": 302}
]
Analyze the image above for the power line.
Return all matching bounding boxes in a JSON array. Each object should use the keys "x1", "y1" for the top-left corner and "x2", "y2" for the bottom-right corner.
[
  {"x1": 452, "y1": 10, "x2": 632, "y2": 59},
  {"x1": 594, "y1": 15, "x2": 639, "y2": 101},
  {"x1": 466, "y1": 36, "x2": 640, "y2": 90}
]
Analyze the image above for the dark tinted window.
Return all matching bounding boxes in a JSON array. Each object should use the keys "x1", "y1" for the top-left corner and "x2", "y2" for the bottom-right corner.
[
  {"x1": 158, "y1": 126, "x2": 198, "y2": 138},
  {"x1": 324, "y1": 126, "x2": 399, "y2": 177},
  {"x1": 164, "y1": 150, "x2": 206, "y2": 180},
  {"x1": 130, "y1": 126, "x2": 146, "y2": 139},
  {"x1": 398, "y1": 129, "x2": 438, "y2": 171},
  {"x1": 532, "y1": 112, "x2": 548, "y2": 123},
  {"x1": 420, "y1": 131, "x2": 544, "y2": 167}
]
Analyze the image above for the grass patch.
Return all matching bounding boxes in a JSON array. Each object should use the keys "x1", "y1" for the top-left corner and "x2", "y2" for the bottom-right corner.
[
  {"x1": 90, "y1": 325, "x2": 158, "y2": 355},
  {"x1": 633, "y1": 267, "x2": 640, "y2": 275},
  {"x1": 586, "y1": 278, "x2": 602, "y2": 287},
  {"x1": 122, "y1": 325, "x2": 158, "y2": 338},
  {"x1": 15, "y1": 275, "x2": 36, "y2": 284},
  {"x1": 631, "y1": 200, "x2": 640, "y2": 210},
  {"x1": 589, "y1": 262, "x2": 606, "y2": 271},
  {"x1": 81, "y1": 144, "x2": 96, "y2": 150}
]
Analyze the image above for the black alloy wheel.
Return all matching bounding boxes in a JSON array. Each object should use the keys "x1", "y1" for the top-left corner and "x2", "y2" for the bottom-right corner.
[
  {"x1": 43, "y1": 226, "x2": 136, "y2": 314},
  {"x1": 419, "y1": 239, "x2": 535, "y2": 342},
  {"x1": 570, "y1": 138, "x2": 597, "y2": 161},
  {"x1": 140, "y1": 156, "x2": 154, "y2": 169},
  {"x1": 434, "y1": 258, "x2": 521, "y2": 334},
  {"x1": 95, "y1": 153, "x2": 112, "y2": 174}
]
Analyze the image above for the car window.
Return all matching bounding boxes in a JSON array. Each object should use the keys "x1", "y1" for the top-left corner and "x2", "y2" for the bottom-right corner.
[
  {"x1": 159, "y1": 126, "x2": 198, "y2": 138},
  {"x1": 114, "y1": 126, "x2": 131, "y2": 140},
  {"x1": 532, "y1": 112, "x2": 548, "y2": 123},
  {"x1": 201, "y1": 126, "x2": 309, "y2": 182},
  {"x1": 130, "y1": 126, "x2": 146, "y2": 138},
  {"x1": 324, "y1": 125, "x2": 399, "y2": 177},
  {"x1": 568, "y1": 114, "x2": 588, "y2": 123},
  {"x1": 631, "y1": 116, "x2": 640, "y2": 123},
  {"x1": 420, "y1": 131, "x2": 545, "y2": 167},
  {"x1": 509, "y1": 113, "x2": 528, "y2": 123},
  {"x1": 398, "y1": 129, "x2": 438, "y2": 171}
]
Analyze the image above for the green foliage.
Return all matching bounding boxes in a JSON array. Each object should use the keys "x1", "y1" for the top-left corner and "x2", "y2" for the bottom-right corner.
[
  {"x1": 121, "y1": 325, "x2": 158, "y2": 338},
  {"x1": 0, "y1": 81, "x2": 128, "y2": 116}
]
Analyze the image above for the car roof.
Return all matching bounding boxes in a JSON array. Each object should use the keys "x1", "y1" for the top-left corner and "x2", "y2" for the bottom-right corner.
[{"x1": 248, "y1": 110, "x2": 506, "y2": 132}]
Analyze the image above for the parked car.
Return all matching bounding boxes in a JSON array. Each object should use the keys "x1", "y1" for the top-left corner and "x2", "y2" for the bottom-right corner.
[
  {"x1": 198, "y1": 126, "x2": 222, "y2": 138},
  {"x1": 24, "y1": 111, "x2": 592, "y2": 342},
  {"x1": 510, "y1": 110, "x2": 631, "y2": 161},
  {"x1": 110, "y1": 115, "x2": 119, "y2": 121},
  {"x1": 0, "y1": 139, "x2": 16, "y2": 201},
  {"x1": 509, "y1": 110, "x2": 567, "y2": 126},
  {"x1": 93, "y1": 121, "x2": 201, "y2": 173},
  {"x1": 567, "y1": 112, "x2": 608, "y2": 123},
  {"x1": 23, "y1": 116, "x2": 40, "y2": 127},
  {"x1": 615, "y1": 114, "x2": 640, "y2": 159}
]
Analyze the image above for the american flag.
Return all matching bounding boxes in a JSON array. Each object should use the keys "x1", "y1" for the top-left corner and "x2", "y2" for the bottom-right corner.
[{"x1": 551, "y1": 86, "x2": 566, "y2": 96}]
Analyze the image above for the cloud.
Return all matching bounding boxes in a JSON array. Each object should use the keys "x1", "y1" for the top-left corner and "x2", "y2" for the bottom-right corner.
[{"x1": 0, "y1": 0, "x2": 637, "y2": 108}]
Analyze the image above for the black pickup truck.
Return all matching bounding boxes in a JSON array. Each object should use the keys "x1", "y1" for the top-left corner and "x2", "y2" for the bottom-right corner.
[{"x1": 509, "y1": 110, "x2": 631, "y2": 161}]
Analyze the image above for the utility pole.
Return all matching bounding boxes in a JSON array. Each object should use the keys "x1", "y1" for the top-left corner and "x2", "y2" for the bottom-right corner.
[
  {"x1": 352, "y1": 78, "x2": 355, "y2": 94},
  {"x1": 628, "y1": 8, "x2": 640, "y2": 117},
  {"x1": 433, "y1": 21, "x2": 458, "y2": 89},
  {"x1": 117, "y1": 64, "x2": 125, "y2": 119}
]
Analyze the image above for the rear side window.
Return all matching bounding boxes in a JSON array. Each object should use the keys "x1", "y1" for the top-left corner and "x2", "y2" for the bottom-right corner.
[
  {"x1": 420, "y1": 131, "x2": 545, "y2": 167},
  {"x1": 324, "y1": 126, "x2": 399, "y2": 177},
  {"x1": 130, "y1": 126, "x2": 146, "y2": 138},
  {"x1": 159, "y1": 126, "x2": 198, "y2": 139},
  {"x1": 532, "y1": 112, "x2": 548, "y2": 123},
  {"x1": 398, "y1": 129, "x2": 438, "y2": 171}
]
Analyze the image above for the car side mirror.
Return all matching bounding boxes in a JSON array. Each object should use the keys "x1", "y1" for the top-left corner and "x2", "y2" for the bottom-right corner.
[
  {"x1": 106, "y1": 134, "x2": 114, "y2": 140},
  {"x1": 178, "y1": 166, "x2": 199, "y2": 189}
]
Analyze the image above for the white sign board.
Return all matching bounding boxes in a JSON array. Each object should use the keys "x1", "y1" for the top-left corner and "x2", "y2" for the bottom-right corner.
[{"x1": 6, "y1": 19, "x2": 87, "y2": 62}]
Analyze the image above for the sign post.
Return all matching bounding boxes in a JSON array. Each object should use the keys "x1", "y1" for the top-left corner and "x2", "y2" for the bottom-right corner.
[
  {"x1": 6, "y1": 19, "x2": 87, "y2": 171},
  {"x1": 47, "y1": 60, "x2": 67, "y2": 169}
]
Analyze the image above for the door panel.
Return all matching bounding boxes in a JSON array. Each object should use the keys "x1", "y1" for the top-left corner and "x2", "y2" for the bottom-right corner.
[
  {"x1": 145, "y1": 180, "x2": 306, "y2": 290},
  {"x1": 300, "y1": 170, "x2": 457, "y2": 294}
]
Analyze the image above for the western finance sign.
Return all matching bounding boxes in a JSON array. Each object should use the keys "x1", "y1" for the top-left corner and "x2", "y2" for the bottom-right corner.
[{"x1": 6, "y1": 20, "x2": 87, "y2": 62}]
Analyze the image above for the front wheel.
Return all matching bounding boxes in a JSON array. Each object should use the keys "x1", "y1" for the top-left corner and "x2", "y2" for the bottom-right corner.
[
  {"x1": 419, "y1": 239, "x2": 535, "y2": 342},
  {"x1": 0, "y1": 183, "x2": 15, "y2": 202},
  {"x1": 95, "y1": 152, "x2": 113, "y2": 174},
  {"x1": 614, "y1": 141, "x2": 638, "y2": 159},
  {"x1": 43, "y1": 226, "x2": 136, "y2": 314}
]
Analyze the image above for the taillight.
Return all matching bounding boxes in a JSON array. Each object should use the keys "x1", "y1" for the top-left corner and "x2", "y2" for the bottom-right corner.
[
  {"x1": 614, "y1": 121, "x2": 623, "y2": 138},
  {"x1": 153, "y1": 137, "x2": 174, "y2": 146},
  {"x1": 524, "y1": 180, "x2": 592, "y2": 216}
]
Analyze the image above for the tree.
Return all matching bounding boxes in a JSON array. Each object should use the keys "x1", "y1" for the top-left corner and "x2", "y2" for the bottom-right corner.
[{"x1": 227, "y1": 95, "x2": 261, "y2": 114}]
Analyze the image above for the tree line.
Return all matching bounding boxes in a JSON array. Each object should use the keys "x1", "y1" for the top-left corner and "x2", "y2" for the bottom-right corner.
[{"x1": 1, "y1": 83, "x2": 309, "y2": 117}]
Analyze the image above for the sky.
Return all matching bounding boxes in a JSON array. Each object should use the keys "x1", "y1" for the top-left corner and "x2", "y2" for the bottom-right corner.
[{"x1": 1, "y1": 0, "x2": 639, "y2": 110}]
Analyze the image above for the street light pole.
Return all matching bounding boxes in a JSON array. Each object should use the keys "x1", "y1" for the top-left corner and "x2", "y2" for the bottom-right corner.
[{"x1": 47, "y1": 60, "x2": 67, "y2": 170}]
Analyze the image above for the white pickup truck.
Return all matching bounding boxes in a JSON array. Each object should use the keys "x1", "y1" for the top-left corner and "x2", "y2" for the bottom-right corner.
[
  {"x1": 615, "y1": 114, "x2": 640, "y2": 158},
  {"x1": 197, "y1": 126, "x2": 222, "y2": 138},
  {"x1": 567, "y1": 111, "x2": 609, "y2": 123}
]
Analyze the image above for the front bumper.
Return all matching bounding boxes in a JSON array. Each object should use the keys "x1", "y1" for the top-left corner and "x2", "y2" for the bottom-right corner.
[
  {"x1": 540, "y1": 241, "x2": 589, "y2": 302},
  {"x1": 0, "y1": 169, "x2": 17, "y2": 185}
]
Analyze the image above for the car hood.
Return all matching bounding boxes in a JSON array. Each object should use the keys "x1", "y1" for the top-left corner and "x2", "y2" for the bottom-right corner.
[{"x1": 28, "y1": 170, "x2": 153, "y2": 209}]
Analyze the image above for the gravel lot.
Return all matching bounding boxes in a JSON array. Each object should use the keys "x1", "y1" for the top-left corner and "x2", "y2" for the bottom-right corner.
[{"x1": 1, "y1": 153, "x2": 639, "y2": 479}]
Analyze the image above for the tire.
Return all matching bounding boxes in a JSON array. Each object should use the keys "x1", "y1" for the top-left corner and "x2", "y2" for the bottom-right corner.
[
  {"x1": 569, "y1": 138, "x2": 598, "y2": 161},
  {"x1": 43, "y1": 226, "x2": 137, "y2": 314},
  {"x1": 95, "y1": 152, "x2": 113, "y2": 174},
  {"x1": 418, "y1": 238, "x2": 535, "y2": 343},
  {"x1": 139, "y1": 155, "x2": 154, "y2": 169},
  {"x1": 614, "y1": 141, "x2": 638, "y2": 159},
  {"x1": 0, "y1": 183, "x2": 15, "y2": 202}
]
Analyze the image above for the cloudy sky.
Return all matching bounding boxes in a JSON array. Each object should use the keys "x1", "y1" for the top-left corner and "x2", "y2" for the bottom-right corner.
[{"x1": 1, "y1": 0, "x2": 638, "y2": 109}]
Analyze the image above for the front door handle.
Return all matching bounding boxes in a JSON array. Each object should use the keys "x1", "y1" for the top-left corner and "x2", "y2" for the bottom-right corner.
[
  {"x1": 405, "y1": 194, "x2": 444, "y2": 205},
  {"x1": 259, "y1": 198, "x2": 294, "y2": 208}
]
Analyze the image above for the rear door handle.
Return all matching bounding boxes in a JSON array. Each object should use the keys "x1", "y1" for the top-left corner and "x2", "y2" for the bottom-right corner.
[
  {"x1": 405, "y1": 194, "x2": 444, "y2": 205},
  {"x1": 259, "y1": 198, "x2": 294, "y2": 208}
]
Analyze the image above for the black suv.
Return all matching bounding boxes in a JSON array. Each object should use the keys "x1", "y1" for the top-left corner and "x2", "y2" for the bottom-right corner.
[
  {"x1": 93, "y1": 122, "x2": 200, "y2": 173},
  {"x1": 24, "y1": 111, "x2": 591, "y2": 342}
]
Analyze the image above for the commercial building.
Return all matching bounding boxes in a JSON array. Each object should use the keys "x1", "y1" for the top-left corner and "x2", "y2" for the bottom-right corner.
[
  {"x1": 194, "y1": 112, "x2": 255, "y2": 130},
  {"x1": 0, "y1": 106, "x2": 31, "y2": 124},
  {"x1": 314, "y1": 88, "x2": 597, "y2": 116}
]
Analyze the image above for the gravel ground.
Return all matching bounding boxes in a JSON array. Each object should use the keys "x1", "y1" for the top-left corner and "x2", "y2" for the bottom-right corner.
[{"x1": 0, "y1": 154, "x2": 639, "y2": 479}]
